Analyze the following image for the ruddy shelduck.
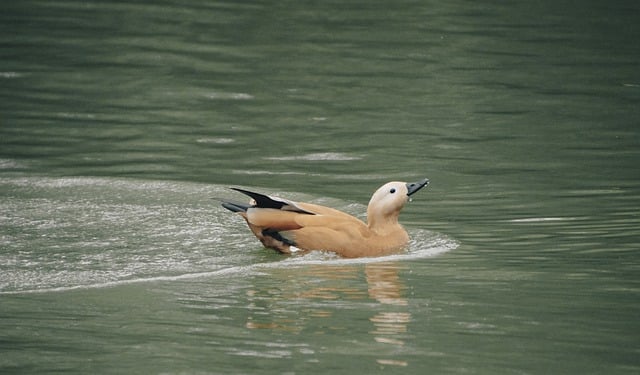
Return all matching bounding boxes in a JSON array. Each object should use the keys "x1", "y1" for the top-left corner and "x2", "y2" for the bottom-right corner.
[{"x1": 221, "y1": 179, "x2": 429, "y2": 258}]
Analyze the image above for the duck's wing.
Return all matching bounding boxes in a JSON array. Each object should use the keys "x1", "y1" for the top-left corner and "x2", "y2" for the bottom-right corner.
[
  {"x1": 295, "y1": 202, "x2": 361, "y2": 220},
  {"x1": 287, "y1": 214, "x2": 375, "y2": 256},
  {"x1": 230, "y1": 187, "x2": 316, "y2": 215},
  {"x1": 246, "y1": 207, "x2": 370, "y2": 252},
  {"x1": 223, "y1": 187, "x2": 372, "y2": 255}
]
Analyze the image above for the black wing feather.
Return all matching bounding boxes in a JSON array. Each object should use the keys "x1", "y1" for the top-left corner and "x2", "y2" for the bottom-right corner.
[
  {"x1": 229, "y1": 187, "x2": 315, "y2": 215},
  {"x1": 230, "y1": 188, "x2": 287, "y2": 209}
]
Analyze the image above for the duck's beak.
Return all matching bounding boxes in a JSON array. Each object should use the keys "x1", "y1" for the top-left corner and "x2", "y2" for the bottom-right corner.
[{"x1": 406, "y1": 178, "x2": 430, "y2": 196}]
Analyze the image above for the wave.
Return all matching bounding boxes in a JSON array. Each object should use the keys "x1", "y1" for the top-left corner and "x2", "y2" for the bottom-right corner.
[
  {"x1": 0, "y1": 229, "x2": 456, "y2": 295},
  {"x1": 0, "y1": 176, "x2": 457, "y2": 295}
]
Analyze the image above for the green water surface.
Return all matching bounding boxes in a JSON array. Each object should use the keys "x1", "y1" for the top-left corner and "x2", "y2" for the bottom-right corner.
[{"x1": 1, "y1": 0, "x2": 639, "y2": 373}]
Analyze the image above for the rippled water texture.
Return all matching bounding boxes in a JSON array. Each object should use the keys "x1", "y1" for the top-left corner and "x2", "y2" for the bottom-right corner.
[
  {"x1": 1, "y1": 0, "x2": 639, "y2": 373},
  {"x1": 0, "y1": 177, "x2": 456, "y2": 294}
]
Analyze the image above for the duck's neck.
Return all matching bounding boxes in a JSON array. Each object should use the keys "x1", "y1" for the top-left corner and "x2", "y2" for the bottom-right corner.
[{"x1": 367, "y1": 212, "x2": 402, "y2": 235}]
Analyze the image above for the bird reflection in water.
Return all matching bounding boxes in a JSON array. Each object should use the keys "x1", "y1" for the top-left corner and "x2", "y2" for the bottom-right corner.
[
  {"x1": 365, "y1": 263, "x2": 410, "y2": 367},
  {"x1": 244, "y1": 261, "x2": 411, "y2": 367}
]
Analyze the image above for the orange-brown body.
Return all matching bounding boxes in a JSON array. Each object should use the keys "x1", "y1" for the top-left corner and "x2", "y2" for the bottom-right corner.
[{"x1": 222, "y1": 179, "x2": 429, "y2": 258}]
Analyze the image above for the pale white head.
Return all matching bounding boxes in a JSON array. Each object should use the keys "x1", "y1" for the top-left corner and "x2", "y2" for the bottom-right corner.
[{"x1": 366, "y1": 179, "x2": 429, "y2": 228}]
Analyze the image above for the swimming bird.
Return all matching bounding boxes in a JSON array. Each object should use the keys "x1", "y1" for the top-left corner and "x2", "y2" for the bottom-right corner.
[{"x1": 221, "y1": 179, "x2": 429, "y2": 258}]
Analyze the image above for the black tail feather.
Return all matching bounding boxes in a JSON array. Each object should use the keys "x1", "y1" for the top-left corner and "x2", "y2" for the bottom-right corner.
[
  {"x1": 229, "y1": 187, "x2": 315, "y2": 215},
  {"x1": 230, "y1": 187, "x2": 287, "y2": 210},
  {"x1": 221, "y1": 201, "x2": 251, "y2": 213}
]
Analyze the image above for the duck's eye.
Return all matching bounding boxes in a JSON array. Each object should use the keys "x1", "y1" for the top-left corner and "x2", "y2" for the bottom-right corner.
[{"x1": 390, "y1": 188, "x2": 396, "y2": 194}]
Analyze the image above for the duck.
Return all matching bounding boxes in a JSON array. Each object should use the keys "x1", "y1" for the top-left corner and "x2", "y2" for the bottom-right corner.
[{"x1": 221, "y1": 178, "x2": 429, "y2": 258}]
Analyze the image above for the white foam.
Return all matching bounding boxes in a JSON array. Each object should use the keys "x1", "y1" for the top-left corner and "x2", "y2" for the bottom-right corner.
[
  {"x1": 265, "y1": 153, "x2": 362, "y2": 161},
  {"x1": 0, "y1": 266, "x2": 258, "y2": 295},
  {"x1": 1, "y1": 231, "x2": 456, "y2": 295},
  {"x1": 510, "y1": 217, "x2": 570, "y2": 223},
  {"x1": 0, "y1": 72, "x2": 22, "y2": 78},
  {"x1": 205, "y1": 92, "x2": 254, "y2": 100},
  {"x1": 0, "y1": 176, "x2": 457, "y2": 295}
]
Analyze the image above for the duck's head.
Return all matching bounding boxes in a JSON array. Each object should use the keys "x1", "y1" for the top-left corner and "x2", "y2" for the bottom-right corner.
[{"x1": 367, "y1": 178, "x2": 429, "y2": 228}]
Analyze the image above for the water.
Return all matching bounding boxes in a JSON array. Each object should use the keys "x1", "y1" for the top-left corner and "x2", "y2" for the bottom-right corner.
[{"x1": 1, "y1": 0, "x2": 639, "y2": 373}]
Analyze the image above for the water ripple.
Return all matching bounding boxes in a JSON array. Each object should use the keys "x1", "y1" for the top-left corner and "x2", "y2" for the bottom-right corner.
[
  {"x1": 0, "y1": 177, "x2": 456, "y2": 294},
  {"x1": 264, "y1": 152, "x2": 363, "y2": 161}
]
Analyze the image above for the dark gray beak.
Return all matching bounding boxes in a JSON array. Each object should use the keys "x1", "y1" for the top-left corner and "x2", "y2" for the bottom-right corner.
[{"x1": 406, "y1": 178, "x2": 430, "y2": 196}]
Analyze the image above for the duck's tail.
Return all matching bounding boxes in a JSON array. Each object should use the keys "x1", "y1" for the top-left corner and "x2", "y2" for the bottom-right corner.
[
  {"x1": 223, "y1": 187, "x2": 316, "y2": 215},
  {"x1": 221, "y1": 201, "x2": 251, "y2": 213}
]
